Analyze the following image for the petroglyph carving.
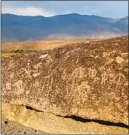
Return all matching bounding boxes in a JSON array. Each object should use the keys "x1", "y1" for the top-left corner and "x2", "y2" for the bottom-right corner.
[
  {"x1": 111, "y1": 73, "x2": 126, "y2": 86},
  {"x1": 21, "y1": 68, "x2": 31, "y2": 78},
  {"x1": 2, "y1": 36, "x2": 128, "y2": 125},
  {"x1": 42, "y1": 62, "x2": 61, "y2": 79},
  {"x1": 76, "y1": 81, "x2": 91, "y2": 102},
  {"x1": 13, "y1": 80, "x2": 24, "y2": 95},
  {"x1": 115, "y1": 56, "x2": 124, "y2": 64},
  {"x1": 88, "y1": 68, "x2": 97, "y2": 78},
  {"x1": 34, "y1": 62, "x2": 42, "y2": 69},
  {"x1": 101, "y1": 71, "x2": 108, "y2": 85},
  {"x1": 71, "y1": 67, "x2": 86, "y2": 79}
]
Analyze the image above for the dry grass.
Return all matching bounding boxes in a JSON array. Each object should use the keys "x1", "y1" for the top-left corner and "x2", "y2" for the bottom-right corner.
[
  {"x1": 2, "y1": 38, "x2": 102, "y2": 58},
  {"x1": 1, "y1": 52, "x2": 24, "y2": 58},
  {"x1": 2, "y1": 39, "x2": 101, "y2": 52}
]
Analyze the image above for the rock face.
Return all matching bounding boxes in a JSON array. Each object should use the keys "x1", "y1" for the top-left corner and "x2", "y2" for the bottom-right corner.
[
  {"x1": 2, "y1": 102, "x2": 128, "y2": 134},
  {"x1": 2, "y1": 36, "x2": 128, "y2": 125},
  {"x1": 2, "y1": 119, "x2": 45, "y2": 134}
]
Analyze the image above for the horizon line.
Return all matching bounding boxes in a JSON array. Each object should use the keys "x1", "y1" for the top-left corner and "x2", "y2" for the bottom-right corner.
[{"x1": 2, "y1": 12, "x2": 128, "y2": 19}]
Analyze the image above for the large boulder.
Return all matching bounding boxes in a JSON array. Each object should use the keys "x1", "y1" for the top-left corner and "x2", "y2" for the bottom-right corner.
[
  {"x1": 2, "y1": 102, "x2": 128, "y2": 134},
  {"x1": 2, "y1": 36, "x2": 128, "y2": 125}
]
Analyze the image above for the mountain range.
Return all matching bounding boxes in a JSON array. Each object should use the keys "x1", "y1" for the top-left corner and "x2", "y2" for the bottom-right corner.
[{"x1": 2, "y1": 13, "x2": 128, "y2": 42}]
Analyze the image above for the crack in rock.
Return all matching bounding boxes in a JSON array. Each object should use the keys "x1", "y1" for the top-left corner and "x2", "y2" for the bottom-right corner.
[
  {"x1": 24, "y1": 104, "x2": 129, "y2": 129},
  {"x1": 2, "y1": 102, "x2": 128, "y2": 134}
]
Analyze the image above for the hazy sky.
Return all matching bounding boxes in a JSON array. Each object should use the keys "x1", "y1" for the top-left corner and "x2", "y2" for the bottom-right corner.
[{"x1": 2, "y1": 1, "x2": 128, "y2": 18}]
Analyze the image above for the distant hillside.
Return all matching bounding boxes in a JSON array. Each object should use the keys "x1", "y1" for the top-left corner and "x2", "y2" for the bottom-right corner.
[{"x1": 2, "y1": 13, "x2": 128, "y2": 42}]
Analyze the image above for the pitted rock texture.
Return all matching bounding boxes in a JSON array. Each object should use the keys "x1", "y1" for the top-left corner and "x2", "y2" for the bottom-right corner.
[
  {"x1": 2, "y1": 36, "x2": 128, "y2": 125},
  {"x1": 2, "y1": 119, "x2": 46, "y2": 134}
]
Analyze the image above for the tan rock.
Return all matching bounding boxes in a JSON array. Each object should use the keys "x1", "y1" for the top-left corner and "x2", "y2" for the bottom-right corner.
[
  {"x1": 2, "y1": 118, "x2": 45, "y2": 134},
  {"x1": 2, "y1": 36, "x2": 128, "y2": 125},
  {"x1": 2, "y1": 102, "x2": 128, "y2": 134}
]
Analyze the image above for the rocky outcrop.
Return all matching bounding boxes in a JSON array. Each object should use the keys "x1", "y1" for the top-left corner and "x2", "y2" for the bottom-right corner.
[
  {"x1": 2, "y1": 36, "x2": 128, "y2": 126},
  {"x1": 2, "y1": 102, "x2": 128, "y2": 134}
]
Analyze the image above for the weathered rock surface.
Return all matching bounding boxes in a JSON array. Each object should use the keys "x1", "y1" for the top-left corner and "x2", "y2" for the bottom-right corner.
[
  {"x1": 2, "y1": 102, "x2": 128, "y2": 134},
  {"x1": 2, "y1": 119, "x2": 46, "y2": 134},
  {"x1": 2, "y1": 36, "x2": 128, "y2": 125}
]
